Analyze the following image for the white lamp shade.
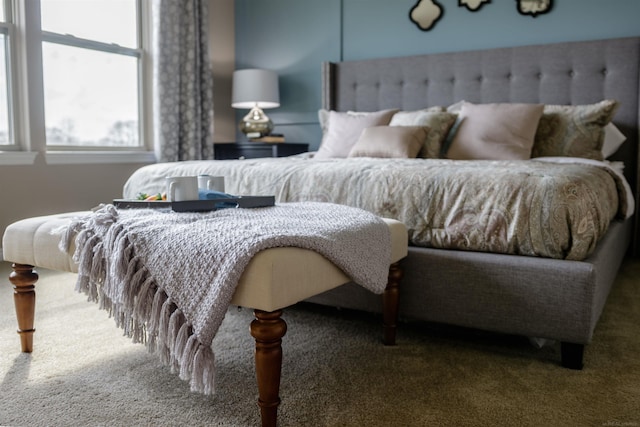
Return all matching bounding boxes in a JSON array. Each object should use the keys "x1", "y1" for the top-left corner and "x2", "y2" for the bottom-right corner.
[{"x1": 231, "y1": 69, "x2": 280, "y2": 109}]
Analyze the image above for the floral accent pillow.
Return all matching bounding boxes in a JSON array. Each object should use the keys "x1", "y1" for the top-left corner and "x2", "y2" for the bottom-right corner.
[
  {"x1": 531, "y1": 99, "x2": 619, "y2": 161},
  {"x1": 348, "y1": 126, "x2": 430, "y2": 158},
  {"x1": 389, "y1": 110, "x2": 457, "y2": 158}
]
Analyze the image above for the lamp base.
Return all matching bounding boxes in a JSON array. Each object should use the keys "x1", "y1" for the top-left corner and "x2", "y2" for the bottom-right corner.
[{"x1": 240, "y1": 106, "x2": 273, "y2": 137}]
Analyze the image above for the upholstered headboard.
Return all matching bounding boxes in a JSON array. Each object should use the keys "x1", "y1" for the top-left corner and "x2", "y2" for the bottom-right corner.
[{"x1": 321, "y1": 37, "x2": 640, "y2": 203}]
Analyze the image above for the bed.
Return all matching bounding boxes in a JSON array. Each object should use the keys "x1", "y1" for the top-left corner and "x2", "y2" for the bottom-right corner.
[
  {"x1": 4, "y1": 36, "x2": 638, "y2": 427},
  {"x1": 311, "y1": 36, "x2": 640, "y2": 370},
  {"x1": 104, "y1": 37, "x2": 640, "y2": 369}
]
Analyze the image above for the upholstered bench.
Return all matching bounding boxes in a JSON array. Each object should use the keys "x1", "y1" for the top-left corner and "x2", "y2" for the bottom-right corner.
[{"x1": 3, "y1": 211, "x2": 408, "y2": 427}]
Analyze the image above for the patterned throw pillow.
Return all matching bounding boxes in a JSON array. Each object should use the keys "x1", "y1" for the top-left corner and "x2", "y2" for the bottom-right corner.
[
  {"x1": 348, "y1": 126, "x2": 430, "y2": 158},
  {"x1": 531, "y1": 100, "x2": 619, "y2": 161},
  {"x1": 389, "y1": 110, "x2": 457, "y2": 158}
]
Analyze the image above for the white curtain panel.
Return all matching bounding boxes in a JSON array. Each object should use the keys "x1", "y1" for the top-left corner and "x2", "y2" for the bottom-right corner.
[{"x1": 154, "y1": 0, "x2": 214, "y2": 162}]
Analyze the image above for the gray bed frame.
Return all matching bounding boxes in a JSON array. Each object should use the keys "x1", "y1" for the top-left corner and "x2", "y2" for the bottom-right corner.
[{"x1": 307, "y1": 37, "x2": 640, "y2": 369}]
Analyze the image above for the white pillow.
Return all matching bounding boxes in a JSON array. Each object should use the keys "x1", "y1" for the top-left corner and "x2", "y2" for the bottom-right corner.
[
  {"x1": 602, "y1": 122, "x2": 626, "y2": 158},
  {"x1": 318, "y1": 109, "x2": 330, "y2": 135}
]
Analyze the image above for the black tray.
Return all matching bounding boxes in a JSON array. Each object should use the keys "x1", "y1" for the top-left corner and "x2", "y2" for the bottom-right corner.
[{"x1": 113, "y1": 195, "x2": 275, "y2": 212}]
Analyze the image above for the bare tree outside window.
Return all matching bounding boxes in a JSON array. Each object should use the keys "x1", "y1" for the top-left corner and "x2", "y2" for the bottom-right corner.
[{"x1": 41, "y1": 0, "x2": 142, "y2": 148}]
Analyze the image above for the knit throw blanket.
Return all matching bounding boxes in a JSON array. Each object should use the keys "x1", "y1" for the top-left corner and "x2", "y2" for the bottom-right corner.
[{"x1": 59, "y1": 202, "x2": 391, "y2": 395}]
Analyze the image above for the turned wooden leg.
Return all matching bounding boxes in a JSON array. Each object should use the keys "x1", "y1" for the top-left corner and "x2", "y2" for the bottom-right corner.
[
  {"x1": 382, "y1": 261, "x2": 402, "y2": 346},
  {"x1": 9, "y1": 263, "x2": 39, "y2": 353},
  {"x1": 250, "y1": 309, "x2": 287, "y2": 427}
]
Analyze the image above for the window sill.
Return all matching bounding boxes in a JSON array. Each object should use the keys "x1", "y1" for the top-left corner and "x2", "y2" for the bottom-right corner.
[
  {"x1": 45, "y1": 150, "x2": 156, "y2": 165},
  {"x1": 0, "y1": 150, "x2": 157, "y2": 165},
  {"x1": 0, "y1": 151, "x2": 38, "y2": 165}
]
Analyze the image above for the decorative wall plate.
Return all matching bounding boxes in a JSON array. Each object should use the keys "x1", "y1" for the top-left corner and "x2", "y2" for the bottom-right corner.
[
  {"x1": 409, "y1": 0, "x2": 444, "y2": 31},
  {"x1": 411, "y1": 0, "x2": 553, "y2": 32},
  {"x1": 516, "y1": 0, "x2": 553, "y2": 17},
  {"x1": 458, "y1": 0, "x2": 491, "y2": 12}
]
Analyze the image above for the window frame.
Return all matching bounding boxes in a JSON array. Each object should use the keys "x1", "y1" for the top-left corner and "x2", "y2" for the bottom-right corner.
[
  {"x1": 0, "y1": 0, "x2": 155, "y2": 166},
  {"x1": 0, "y1": 1, "x2": 17, "y2": 151}
]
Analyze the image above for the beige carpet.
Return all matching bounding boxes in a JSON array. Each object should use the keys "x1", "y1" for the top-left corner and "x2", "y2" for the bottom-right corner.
[{"x1": 1, "y1": 259, "x2": 639, "y2": 427}]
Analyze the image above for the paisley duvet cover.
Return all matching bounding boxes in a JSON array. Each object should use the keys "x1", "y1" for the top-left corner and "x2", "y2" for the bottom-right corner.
[{"x1": 124, "y1": 157, "x2": 632, "y2": 260}]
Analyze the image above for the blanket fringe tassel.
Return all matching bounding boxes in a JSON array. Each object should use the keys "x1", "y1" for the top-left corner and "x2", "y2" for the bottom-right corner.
[{"x1": 60, "y1": 209, "x2": 217, "y2": 395}]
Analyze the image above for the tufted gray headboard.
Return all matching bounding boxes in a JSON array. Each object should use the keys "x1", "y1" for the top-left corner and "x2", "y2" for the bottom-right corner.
[{"x1": 321, "y1": 37, "x2": 640, "y2": 212}]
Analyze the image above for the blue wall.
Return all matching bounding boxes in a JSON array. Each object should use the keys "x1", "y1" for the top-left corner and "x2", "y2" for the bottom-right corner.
[{"x1": 235, "y1": 0, "x2": 640, "y2": 150}]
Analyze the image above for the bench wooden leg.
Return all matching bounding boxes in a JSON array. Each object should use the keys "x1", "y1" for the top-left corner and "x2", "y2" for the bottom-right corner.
[
  {"x1": 251, "y1": 309, "x2": 287, "y2": 427},
  {"x1": 9, "y1": 263, "x2": 39, "y2": 353},
  {"x1": 382, "y1": 261, "x2": 402, "y2": 346}
]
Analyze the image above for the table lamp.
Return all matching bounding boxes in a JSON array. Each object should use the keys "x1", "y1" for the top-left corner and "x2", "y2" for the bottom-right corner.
[{"x1": 232, "y1": 69, "x2": 280, "y2": 138}]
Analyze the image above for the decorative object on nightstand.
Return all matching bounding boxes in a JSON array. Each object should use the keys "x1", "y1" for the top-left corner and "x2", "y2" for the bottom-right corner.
[
  {"x1": 250, "y1": 133, "x2": 285, "y2": 143},
  {"x1": 232, "y1": 69, "x2": 280, "y2": 138}
]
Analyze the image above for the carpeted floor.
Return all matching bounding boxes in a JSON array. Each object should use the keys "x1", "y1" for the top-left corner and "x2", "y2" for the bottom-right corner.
[{"x1": 1, "y1": 259, "x2": 639, "y2": 427}]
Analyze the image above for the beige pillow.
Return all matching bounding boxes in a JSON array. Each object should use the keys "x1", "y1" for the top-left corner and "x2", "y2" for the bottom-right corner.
[
  {"x1": 531, "y1": 100, "x2": 619, "y2": 161},
  {"x1": 317, "y1": 108, "x2": 407, "y2": 136},
  {"x1": 390, "y1": 111, "x2": 457, "y2": 158},
  {"x1": 348, "y1": 126, "x2": 429, "y2": 158},
  {"x1": 446, "y1": 102, "x2": 544, "y2": 160},
  {"x1": 318, "y1": 107, "x2": 441, "y2": 140},
  {"x1": 315, "y1": 109, "x2": 398, "y2": 159}
]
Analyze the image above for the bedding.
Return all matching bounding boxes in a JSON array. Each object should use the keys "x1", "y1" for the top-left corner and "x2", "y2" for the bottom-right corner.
[
  {"x1": 123, "y1": 155, "x2": 632, "y2": 261},
  {"x1": 445, "y1": 102, "x2": 544, "y2": 160},
  {"x1": 347, "y1": 125, "x2": 429, "y2": 158},
  {"x1": 531, "y1": 99, "x2": 619, "y2": 160},
  {"x1": 389, "y1": 110, "x2": 457, "y2": 158},
  {"x1": 312, "y1": 36, "x2": 640, "y2": 370},
  {"x1": 319, "y1": 99, "x2": 619, "y2": 163},
  {"x1": 319, "y1": 107, "x2": 453, "y2": 159},
  {"x1": 314, "y1": 109, "x2": 397, "y2": 158}
]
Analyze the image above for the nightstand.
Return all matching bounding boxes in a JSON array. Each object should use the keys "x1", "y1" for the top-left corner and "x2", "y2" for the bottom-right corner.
[{"x1": 214, "y1": 142, "x2": 309, "y2": 160}]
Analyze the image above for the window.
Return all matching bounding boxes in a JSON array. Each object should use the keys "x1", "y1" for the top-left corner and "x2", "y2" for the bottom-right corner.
[
  {"x1": 0, "y1": 0, "x2": 13, "y2": 147},
  {"x1": 0, "y1": 30, "x2": 9, "y2": 145},
  {"x1": 41, "y1": 0, "x2": 143, "y2": 148},
  {"x1": 0, "y1": 0, "x2": 153, "y2": 163}
]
